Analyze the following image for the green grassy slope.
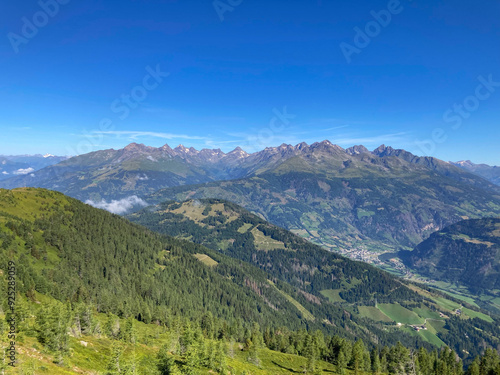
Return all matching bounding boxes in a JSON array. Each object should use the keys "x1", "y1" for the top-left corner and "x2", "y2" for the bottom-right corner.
[{"x1": 1, "y1": 295, "x2": 342, "y2": 374}]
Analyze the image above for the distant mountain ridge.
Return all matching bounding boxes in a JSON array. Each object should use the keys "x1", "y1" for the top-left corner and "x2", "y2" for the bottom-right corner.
[
  {"x1": 2, "y1": 141, "x2": 500, "y2": 257},
  {"x1": 146, "y1": 143, "x2": 500, "y2": 255},
  {"x1": 451, "y1": 160, "x2": 500, "y2": 186},
  {"x1": 1, "y1": 140, "x2": 498, "y2": 202},
  {"x1": 0, "y1": 154, "x2": 67, "y2": 181}
]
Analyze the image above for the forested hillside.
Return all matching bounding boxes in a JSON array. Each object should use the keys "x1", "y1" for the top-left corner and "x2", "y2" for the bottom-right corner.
[
  {"x1": 405, "y1": 218, "x2": 500, "y2": 293},
  {"x1": 3, "y1": 291, "x2": 497, "y2": 374},
  {"x1": 0, "y1": 188, "x2": 338, "y2": 333},
  {"x1": 128, "y1": 198, "x2": 500, "y2": 361},
  {"x1": 0, "y1": 188, "x2": 444, "y2": 349},
  {"x1": 129, "y1": 199, "x2": 418, "y2": 304}
]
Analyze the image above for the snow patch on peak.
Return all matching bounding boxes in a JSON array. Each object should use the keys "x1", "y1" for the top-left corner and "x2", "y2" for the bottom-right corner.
[{"x1": 175, "y1": 144, "x2": 188, "y2": 152}]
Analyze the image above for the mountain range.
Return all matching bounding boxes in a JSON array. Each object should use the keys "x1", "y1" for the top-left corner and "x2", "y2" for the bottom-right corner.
[
  {"x1": 2, "y1": 141, "x2": 499, "y2": 258},
  {"x1": 0, "y1": 143, "x2": 255, "y2": 201},
  {"x1": 2, "y1": 141, "x2": 497, "y2": 201},
  {"x1": 451, "y1": 160, "x2": 500, "y2": 186},
  {"x1": 0, "y1": 154, "x2": 67, "y2": 181},
  {"x1": 146, "y1": 143, "x2": 500, "y2": 256}
]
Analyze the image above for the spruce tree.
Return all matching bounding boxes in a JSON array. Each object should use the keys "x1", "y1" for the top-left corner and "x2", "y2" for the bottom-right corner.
[
  {"x1": 303, "y1": 334, "x2": 319, "y2": 374},
  {"x1": 371, "y1": 348, "x2": 381, "y2": 375},
  {"x1": 105, "y1": 342, "x2": 123, "y2": 375},
  {"x1": 157, "y1": 345, "x2": 181, "y2": 375},
  {"x1": 337, "y1": 350, "x2": 347, "y2": 375},
  {"x1": 351, "y1": 339, "x2": 366, "y2": 375},
  {"x1": 246, "y1": 339, "x2": 260, "y2": 367},
  {"x1": 35, "y1": 302, "x2": 71, "y2": 363},
  {"x1": 215, "y1": 341, "x2": 228, "y2": 374},
  {"x1": 183, "y1": 342, "x2": 201, "y2": 375},
  {"x1": 467, "y1": 358, "x2": 480, "y2": 375}
]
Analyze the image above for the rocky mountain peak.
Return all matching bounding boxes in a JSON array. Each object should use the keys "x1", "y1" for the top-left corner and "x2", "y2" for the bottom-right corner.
[
  {"x1": 372, "y1": 144, "x2": 388, "y2": 154},
  {"x1": 123, "y1": 143, "x2": 148, "y2": 152},
  {"x1": 454, "y1": 160, "x2": 474, "y2": 167},
  {"x1": 345, "y1": 145, "x2": 370, "y2": 155},
  {"x1": 294, "y1": 142, "x2": 308, "y2": 151},
  {"x1": 122, "y1": 143, "x2": 157, "y2": 155},
  {"x1": 160, "y1": 143, "x2": 173, "y2": 151},
  {"x1": 309, "y1": 140, "x2": 344, "y2": 153},
  {"x1": 227, "y1": 146, "x2": 248, "y2": 158}
]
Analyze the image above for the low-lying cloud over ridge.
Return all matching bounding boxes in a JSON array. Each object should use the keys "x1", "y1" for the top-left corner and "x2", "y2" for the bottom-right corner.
[
  {"x1": 14, "y1": 167, "x2": 35, "y2": 175},
  {"x1": 85, "y1": 195, "x2": 148, "y2": 214}
]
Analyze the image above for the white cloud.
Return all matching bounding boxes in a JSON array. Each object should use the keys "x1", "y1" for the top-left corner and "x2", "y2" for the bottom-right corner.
[
  {"x1": 14, "y1": 167, "x2": 35, "y2": 175},
  {"x1": 321, "y1": 125, "x2": 350, "y2": 131},
  {"x1": 92, "y1": 130, "x2": 207, "y2": 141},
  {"x1": 85, "y1": 195, "x2": 148, "y2": 215},
  {"x1": 2, "y1": 171, "x2": 8, "y2": 175},
  {"x1": 330, "y1": 132, "x2": 409, "y2": 147}
]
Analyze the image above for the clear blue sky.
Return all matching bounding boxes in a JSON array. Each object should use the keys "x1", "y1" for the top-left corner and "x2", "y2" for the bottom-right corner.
[{"x1": 1, "y1": 0, "x2": 499, "y2": 164}]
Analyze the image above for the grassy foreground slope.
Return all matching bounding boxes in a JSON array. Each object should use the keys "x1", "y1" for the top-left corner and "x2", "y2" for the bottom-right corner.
[{"x1": 1, "y1": 294, "x2": 342, "y2": 374}]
